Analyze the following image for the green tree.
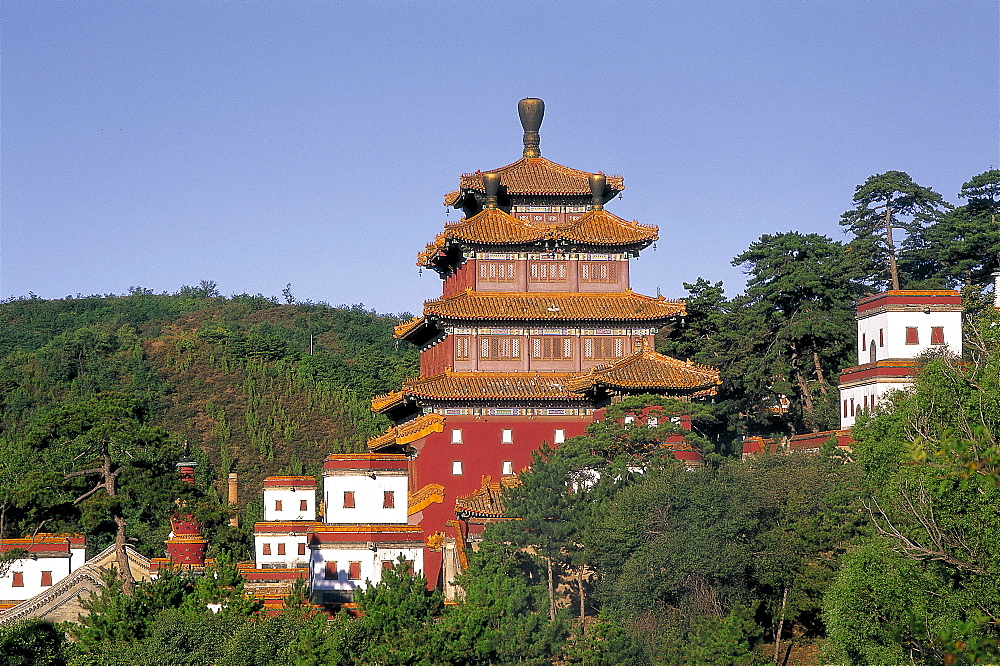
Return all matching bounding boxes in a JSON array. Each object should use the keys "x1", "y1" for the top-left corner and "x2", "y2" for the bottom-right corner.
[
  {"x1": 724, "y1": 232, "x2": 862, "y2": 433},
  {"x1": 823, "y1": 312, "x2": 1000, "y2": 664},
  {"x1": 439, "y1": 540, "x2": 569, "y2": 665},
  {"x1": 905, "y1": 169, "x2": 1000, "y2": 288},
  {"x1": 25, "y1": 393, "x2": 182, "y2": 591},
  {"x1": 840, "y1": 170, "x2": 948, "y2": 290}
]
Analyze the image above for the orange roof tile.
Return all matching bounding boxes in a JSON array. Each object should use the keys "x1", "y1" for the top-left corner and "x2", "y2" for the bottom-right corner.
[
  {"x1": 554, "y1": 209, "x2": 657, "y2": 245},
  {"x1": 370, "y1": 390, "x2": 406, "y2": 413},
  {"x1": 417, "y1": 208, "x2": 657, "y2": 267},
  {"x1": 421, "y1": 290, "x2": 685, "y2": 323},
  {"x1": 454, "y1": 476, "x2": 520, "y2": 519},
  {"x1": 450, "y1": 157, "x2": 624, "y2": 200},
  {"x1": 568, "y1": 346, "x2": 721, "y2": 396},
  {"x1": 377, "y1": 371, "x2": 587, "y2": 407},
  {"x1": 394, "y1": 316, "x2": 425, "y2": 339},
  {"x1": 366, "y1": 413, "x2": 445, "y2": 450}
]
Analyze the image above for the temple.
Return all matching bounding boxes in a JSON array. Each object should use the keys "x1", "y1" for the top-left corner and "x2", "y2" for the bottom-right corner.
[{"x1": 370, "y1": 98, "x2": 720, "y2": 590}]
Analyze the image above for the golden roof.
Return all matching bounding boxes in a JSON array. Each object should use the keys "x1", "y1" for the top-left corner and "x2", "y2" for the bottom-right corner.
[
  {"x1": 416, "y1": 208, "x2": 658, "y2": 267},
  {"x1": 419, "y1": 290, "x2": 685, "y2": 323},
  {"x1": 556, "y1": 209, "x2": 657, "y2": 245},
  {"x1": 365, "y1": 413, "x2": 445, "y2": 450},
  {"x1": 568, "y1": 346, "x2": 721, "y2": 396},
  {"x1": 454, "y1": 476, "x2": 520, "y2": 519},
  {"x1": 445, "y1": 157, "x2": 624, "y2": 204},
  {"x1": 394, "y1": 316, "x2": 425, "y2": 340},
  {"x1": 375, "y1": 371, "x2": 586, "y2": 408}
]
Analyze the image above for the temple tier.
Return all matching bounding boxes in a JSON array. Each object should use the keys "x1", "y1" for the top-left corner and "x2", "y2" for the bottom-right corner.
[{"x1": 370, "y1": 98, "x2": 720, "y2": 592}]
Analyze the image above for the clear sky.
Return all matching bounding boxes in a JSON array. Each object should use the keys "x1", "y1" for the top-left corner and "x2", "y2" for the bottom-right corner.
[{"x1": 3, "y1": 1, "x2": 997, "y2": 314}]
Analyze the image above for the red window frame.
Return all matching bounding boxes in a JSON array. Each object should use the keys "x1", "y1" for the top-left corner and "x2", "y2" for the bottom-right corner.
[
  {"x1": 480, "y1": 336, "x2": 521, "y2": 360},
  {"x1": 324, "y1": 561, "x2": 338, "y2": 580},
  {"x1": 298, "y1": 543, "x2": 306, "y2": 556},
  {"x1": 40, "y1": 571, "x2": 52, "y2": 586},
  {"x1": 531, "y1": 337, "x2": 573, "y2": 360},
  {"x1": 274, "y1": 500, "x2": 282, "y2": 511},
  {"x1": 478, "y1": 260, "x2": 517, "y2": 283},
  {"x1": 931, "y1": 326, "x2": 945, "y2": 345},
  {"x1": 528, "y1": 260, "x2": 568, "y2": 283},
  {"x1": 299, "y1": 499, "x2": 308, "y2": 511},
  {"x1": 12, "y1": 572, "x2": 23, "y2": 587},
  {"x1": 263, "y1": 543, "x2": 271, "y2": 555},
  {"x1": 580, "y1": 261, "x2": 619, "y2": 283},
  {"x1": 905, "y1": 327, "x2": 919, "y2": 345},
  {"x1": 383, "y1": 491, "x2": 395, "y2": 509},
  {"x1": 348, "y1": 562, "x2": 362, "y2": 580},
  {"x1": 277, "y1": 543, "x2": 286, "y2": 556},
  {"x1": 343, "y1": 491, "x2": 355, "y2": 508}
]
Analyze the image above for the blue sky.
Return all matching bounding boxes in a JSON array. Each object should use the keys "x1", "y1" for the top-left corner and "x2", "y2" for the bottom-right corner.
[{"x1": 3, "y1": 1, "x2": 997, "y2": 314}]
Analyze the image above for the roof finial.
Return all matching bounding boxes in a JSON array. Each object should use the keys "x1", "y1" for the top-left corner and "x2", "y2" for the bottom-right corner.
[
  {"x1": 483, "y1": 173, "x2": 500, "y2": 209},
  {"x1": 588, "y1": 173, "x2": 606, "y2": 210},
  {"x1": 518, "y1": 98, "x2": 544, "y2": 158}
]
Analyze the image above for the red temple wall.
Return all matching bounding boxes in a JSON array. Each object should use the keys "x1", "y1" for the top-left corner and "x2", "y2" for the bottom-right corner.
[
  {"x1": 442, "y1": 259, "x2": 631, "y2": 294},
  {"x1": 408, "y1": 414, "x2": 591, "y2": 586},
  {"x1": 420, "y1": 336, "x2": 453, "y2": 376}
]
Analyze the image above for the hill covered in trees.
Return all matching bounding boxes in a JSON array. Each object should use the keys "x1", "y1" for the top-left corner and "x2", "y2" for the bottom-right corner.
[
  {"x1": 0, "y1": 284, "x2": 417, "y2": 558},
  {"x1": 2, "y1": 169, "x2": 1000, "y2": 665}
]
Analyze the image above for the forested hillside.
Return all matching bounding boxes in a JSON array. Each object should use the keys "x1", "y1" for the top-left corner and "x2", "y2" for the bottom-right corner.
[
  {"x1": 2, "y1": 169, "x2": 1000, "y2": 665},
  {"x1": 0, "y1": 283, "x2": 417, "y2": 557}
]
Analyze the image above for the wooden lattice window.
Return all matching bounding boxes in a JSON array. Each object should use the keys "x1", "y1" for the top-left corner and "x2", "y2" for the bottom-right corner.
[
  {"x1": 455, "y1": 336, "x2": 470, "y2": 360},
  {"x1": 528, "y1": 261, "x2": 568, "y2": 283},
  {"x1": 479, "y1": 261, "x2": 517, "y2": 283},
  {"x1": 531, "y1": 337, "x2": 573, "y2": 359},
  {"x1": 583, "y1": 337, "x2": 625, "y2": 359},
  {"x1": 481, "y1": 336, "x2": 521, "y2": 359},
  {"x1": 580, "y1": 262, "x2": 619, "y2": 283}
]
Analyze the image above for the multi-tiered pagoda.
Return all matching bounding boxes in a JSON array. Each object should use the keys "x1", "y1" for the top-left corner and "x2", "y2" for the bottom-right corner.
[{"x1": 370, "y1": 99, "x2": 720, "y2": 588}]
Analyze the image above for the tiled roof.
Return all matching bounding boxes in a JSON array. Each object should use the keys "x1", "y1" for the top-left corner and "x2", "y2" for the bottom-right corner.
[
  {"x1": 373, "y1": 371, "x2": 587, "y2": 409},
  {"x1": 568, "y1": 346, "x2": 721, "y2": 396},
  {"x1": 416, "y1": 208, "x2": 657, "y2": 266},
  {"x1": 454, "y1": 476, "x2": 520, "y2": 519},
  {"x1": 447, "y1": 158, "x2": 624, "y2": 201},
  {"x1": 365, "y1": 413, "x2": 445, "y2": 450},
  {"x1": 421, "y1": 290, "x2": 685, "y2": 323},
  {"x1": 408, "y1": 483, "x2": 445, "y2": 514},
  {"x1": 370, "y1": 390, "x2": 407, "y2": 413},
  {"x1": 556, "y1": 209, "x2": 657, "y2": 245}
]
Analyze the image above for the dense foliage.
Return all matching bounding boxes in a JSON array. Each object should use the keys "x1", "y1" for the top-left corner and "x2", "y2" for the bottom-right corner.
[
  {"x1": 4, "y1": 169, "x2": 1000, "y2": 664},
  {"x1": 0, "y1": 285, "x2": 416, "y2": 559}
]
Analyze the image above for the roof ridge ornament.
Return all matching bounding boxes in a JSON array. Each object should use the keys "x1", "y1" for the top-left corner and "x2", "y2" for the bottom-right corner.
[
  {"x1": 518, "y1": 98, "x2": 544, "y2": 158},
  {"x1": 588, "y1": 173, "x2": 606, "y2": 210},
  {"x1": 482, "y1": 173, "x2": 500, "y2": 209}
]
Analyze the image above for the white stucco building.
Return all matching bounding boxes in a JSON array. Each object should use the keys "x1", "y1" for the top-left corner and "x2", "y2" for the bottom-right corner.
[
  {"x1": 251, "y1": 454, "x2": 424, "y2": 605},
  {"x1": 839, "y1": 290, "x2": 963, "y2": 428},
  {"x1": 0, "y1": 535, "x2": 87, "y2": 607}
]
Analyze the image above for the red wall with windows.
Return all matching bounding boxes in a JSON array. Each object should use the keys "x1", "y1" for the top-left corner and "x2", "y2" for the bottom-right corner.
[{"x1": 408, "y1": 414, "x2": 591, "y2": 586}]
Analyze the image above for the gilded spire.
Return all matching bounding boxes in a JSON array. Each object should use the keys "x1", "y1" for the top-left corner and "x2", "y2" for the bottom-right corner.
[
  {"x1": 588, "y1": 173, "x2": 606, "y2": 210},
  {"x1": 483, "y1": 173, "x2": 500, "y2": 209},
  {"x1": 518, "y1": 98, "x2": 544, "y2": 158}
]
